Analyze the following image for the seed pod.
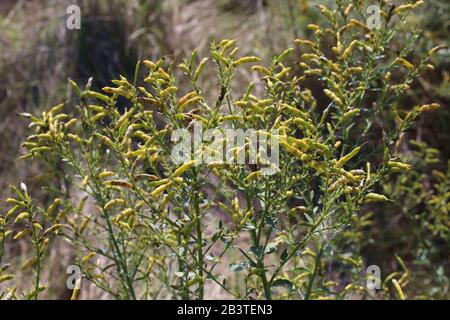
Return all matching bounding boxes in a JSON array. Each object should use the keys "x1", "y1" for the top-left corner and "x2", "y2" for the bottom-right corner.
[
  {"x1": 70, "y1": 279, "x2": 81, "y2": 300},
  {"x1": 21, "y1": 257, "x2": 38, "y2": 271},
  {"x1": 275, "y1": 67, "x2": 291, "y2": 80},
  {"x1": 0, "y1": 274, "x2": 15, "y2": 283},
  {"x1": 428, "y1": 45, "x2": 447, "y2": 56},
  {"x1": 102, "y1": 87, "x2": 131, "y2": 99},
  {"x1": 219, "y1": 39, "x2": 236, "y2": 52},
  {"x1": 342, "y1": 40, "x2": 358, "y2": 60},
  {"x1": 239, "y1": 209, "x2": 254, "y2": 227},
  {"x1": 160, "y1": 86, "x2": 178, "y2": 97},
  {"x1": 294, "y1": 118, "x2": 315, "y2": 132},
  {"x1": 14, "y1": 212, "x2": 29, "y2": 224},
  {"x1": 323, "y1": 89, "x2": 343, "y2": 107},
  {"x1": 116, "y1": 107, "x2": 136, "y2": 128},
  {"x1": 94, "y1": 133, "x2": 113, "y2": 147},
  {"x1": 115, "y1": 208, "x2": 134, "y2": 222},
  {"x1": 179, "y1": 96, "x2": 202, "y2": 112},
  {"x1": 395, "y1": 58, "x2": 414, "y2": 70},
  {"x1": 418, "y1": 103, "x2": 440, "y2": 112},
  {"x1": 280, "y1": 140, "x2": 305, "y2": 160},
  {"x1": 104, "y1": 199, "x2": 126, "y2": 210},
  {"x1": 82, "y1": 175, "x2": 90, "y2": 187},
  {"x1": 104, "y1": 180, "x2": 134, "y2": 189},
  {"x1": 342, "y1": 109, "x2": 360, "y2": 120},
  {"x1": 392, "y1": 279, "x2": 406, "y2": 300},
  {"x1": 304, "y1": 69, "x2": 322, "y2": 76},
  {"x1": 81, "y1": 252, "x2": 97, "y2": 265},
  {"x1": 193, "y1": 58, "x2": 209, "y2": 81},
  {"x1": 344, "y1": 3, "x2": 353, "y2": 16},
  {"x1": 151, "y1": 182, "x2": 173, "y2": 198},
  {"x1": 276, "y1": 48, "x2": 294, "y2": 62},
  {"x1": 172, "y1": 160, "x2": 197, "y2": 177},
  {"x1": 244, "y1": 171, "x2": 261, "y2": 183},
  {"x1": 178, "y1": 91, "x2": 197, "y2": 106},
  {"x1": 294, "y1": 39, "x2": 316, "y2": 49},
  {"x1": 84, "y1": 90, "x2": 111, "y2": 102},
  {"x1": 5, "y1": 205, "x2": 20, "y2": 221},
  {"x1": 78, "y1": 217, "x2": 90, "y2": 234},
  {"x1": 251, "y1": 65, "x2": 271, "y2": 76},
  {"x1": 31, "y1": 146, "x2": 53, "y2": 153},
  {"x1": 393, "y1": 4, "x2": 413, "y2": 15},
  {"x1": 134, "y1": 200, "x2": 145, "y2": 211},
  {"x1": 285, "y1": 137, "x2": 309, "y2": 150},
  {"x1": 49, "y1": 103, "x2": 64, "y2": 115},
  {"x1": 364, "y1": 193, "x2": 389, "y2": 202},
  {"x1": 90, "y1": 112, "x2": 108, "y2": 123},
  {"x1": 233, "y1": 56, "x2": 261, "y2": 66},
  {"x1": 307, "y1": 24, "x2": 320, "y2": 31},
  {"x1": 13, "y1": 229, "x2": 32, "y2": 240},
  {"x1": 348, "y1": 19, "x2": 370, "y2": 32},
  {"x1": 256, "y1": 99, "x2": 273, "y2": 108},
  {"x1": 43, "y1": 224, "x2": 65, "y2": 236},
  {"x1": 97, "y1": 171, "x2": 115, "y2": 179},
  {"x1": 117, "y1": 221, "x2": 132, "y2": 232},
  {"x1": 336, "y1": 146, "x2": 361, "y2": 168},
  {"x1": 387, "y1": 161, "x2": 412, "y2": 171},
  {"x1": 302, "y1": 53, "x2": 318, "y2": 60},
  {"x1": 157, "y1": 68, "x2": 171, "y2": 80},
  {"x1": 64, "y1": 118, "x2": 78, "y2": 129},
  {"x1": 345, "y1": 67, "x2": 363, "y2": 74},
  {"x1": 143, "y1": 60, "x2": 156, "y2": 70},
  {"x1": 290, "y1": 206, "x2": 306, "y2": 215}
]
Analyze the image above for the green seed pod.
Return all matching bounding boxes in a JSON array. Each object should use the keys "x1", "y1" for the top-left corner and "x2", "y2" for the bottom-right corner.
[
  {"x1": 14, "y1": 212, "x2": 30, "y2": 224},
  {"x1": 13, "y1": 229, "x2": 32, "y2": 240},
  {"x1": 233, "y1": 56, "x2": 261, "y2": 66},
  {"x1": 336, "y1": 146, "x2": 361, "y2": 168},
  {"x1": 193, "y1": 58, "x2": 209, "y2": 81},
  {"x1": 364, "y1": 193, "x2": 389, "y2": 202},
  {"x1": 387, "y1": 161, "x2": 412, "y2": 171}
]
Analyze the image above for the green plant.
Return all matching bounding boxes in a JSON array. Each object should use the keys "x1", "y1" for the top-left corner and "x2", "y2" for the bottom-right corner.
[{"x1": 0, "y1": 0, "x2": 446, "y2": 300}]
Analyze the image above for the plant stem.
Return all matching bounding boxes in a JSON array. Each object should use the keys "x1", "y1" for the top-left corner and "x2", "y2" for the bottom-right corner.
[
  {"x1": 193, "y1": 173, "x2": 204, "y2": 299},
  {"x1": 304, "y1": 242, "x2": 324, "y2": 300}
]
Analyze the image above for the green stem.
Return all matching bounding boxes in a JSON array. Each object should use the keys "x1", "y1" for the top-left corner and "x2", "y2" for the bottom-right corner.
[
  {"x1": 304, "y1": 243, "x2": 324, "y2": 300},
  {"x1": 193, "y1": 173, "x2": 204, "y2": 299}
]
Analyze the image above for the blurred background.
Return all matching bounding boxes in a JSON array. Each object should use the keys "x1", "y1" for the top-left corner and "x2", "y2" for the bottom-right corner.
[{"x1": 0, "y1": 0, "x2": 448, "y2": 299}]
